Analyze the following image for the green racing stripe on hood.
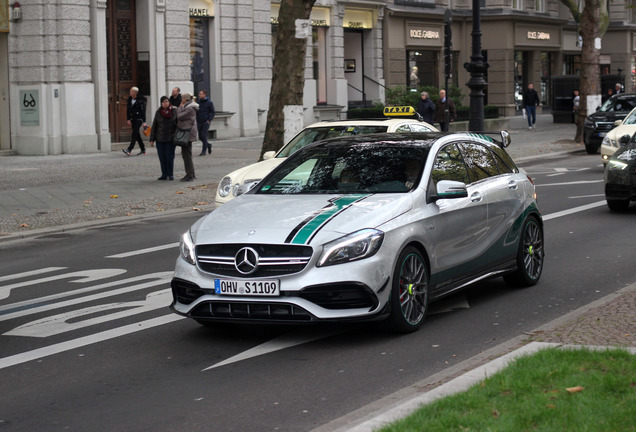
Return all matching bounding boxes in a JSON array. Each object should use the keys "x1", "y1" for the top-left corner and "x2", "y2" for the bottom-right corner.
[{"x1": 290, "y1": 194, "x2": 369, "y2": 244}]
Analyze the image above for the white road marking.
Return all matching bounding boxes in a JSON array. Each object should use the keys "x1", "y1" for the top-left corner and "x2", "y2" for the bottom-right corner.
[
  {"x1": 0, "y1": 272, "x2": 172, "y2": 321},
  {"x1": 0, "y1": 314, "x2": 184, "y2": 371},
  {"x1": 0, "y1": 269, "x2": 127, "y2": 301},
  {"x1": 5, "y1": 289, "x2": 172, "y2": 337},
  {"x1": 537, "y1": 180, "x2": 604, "y2": 187},
  {"x1": 106, "y1": 243, "x2": 179, "y2": 258},
  {"x1": 543, "y1": 200, "x2": 606, "y2": 221},
  {"x1": 202, "y1": 328, "x2": 344, "y2": 371},
  {"x1": 568, "y1": 194, "x2": 604, "y2": 199},
  {"x1": 0, "y1": 267, "x2": 67, "y2": 283}
]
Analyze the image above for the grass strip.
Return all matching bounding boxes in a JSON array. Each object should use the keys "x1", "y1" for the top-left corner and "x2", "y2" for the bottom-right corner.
[{"x1": 378, "y1": 347, "x2": 636, "y2": 432}]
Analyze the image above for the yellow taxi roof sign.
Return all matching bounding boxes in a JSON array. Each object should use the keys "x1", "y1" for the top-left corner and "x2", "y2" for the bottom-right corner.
[{"x1": 383, "y1": 106, "x2": 416, "y2": 117}]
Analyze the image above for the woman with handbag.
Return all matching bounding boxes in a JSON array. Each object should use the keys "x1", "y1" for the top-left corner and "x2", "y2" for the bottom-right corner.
[
  {"x1": 149, "y1": 96, "x2": 177, "y2": 180},
  {"x1": 176, "y1": 92, "x2": 199, "y2": 182}
]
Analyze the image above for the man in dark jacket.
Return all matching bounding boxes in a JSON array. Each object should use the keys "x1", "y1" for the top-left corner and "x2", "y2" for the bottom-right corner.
[
  {"x1": 522, "y1": 83, "x2": 540, "y2": 129},
  {"x1": 416, "y1": 91, "x2": 435, "y2": 124},
  {"x1": 434, "y1": 89, "x2": 456, "y2": 132},
  {"x1": 169, "y1": 87, "x2": 182, "y2": 108},
  {"x1": 196, "y1": 90, "x2": 215, "y2": 156},
  {"x1": 123, "y1": 86, "x2": 147, "y2": 156}
]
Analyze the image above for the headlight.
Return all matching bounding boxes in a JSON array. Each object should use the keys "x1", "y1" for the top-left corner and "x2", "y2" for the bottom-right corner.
[
  {"x1": 608, "y1": 160, "x2": 629, "y2": 170},
  {"x1": 317, "y1": 229, "x2": 384, "y2": 267},
  {"x1": 218, "y1": 176, "x2": 232, "y2": 197},
  {"x1": 180, "y1": 231, "x2": 197, "y2": 265},
  {"x1": 602, "y1": 136, "x2": 610, "y2": 146}
]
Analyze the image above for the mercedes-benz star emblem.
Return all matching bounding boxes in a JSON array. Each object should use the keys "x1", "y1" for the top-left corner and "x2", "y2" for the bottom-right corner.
[{"x1": 234, "y1": 247, "x2": 259, "y2": 275}]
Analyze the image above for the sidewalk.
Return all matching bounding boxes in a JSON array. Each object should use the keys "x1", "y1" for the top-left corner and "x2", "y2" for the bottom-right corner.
[{"x1": 0, "y1": 114, "x2": 581, "y2": 238}]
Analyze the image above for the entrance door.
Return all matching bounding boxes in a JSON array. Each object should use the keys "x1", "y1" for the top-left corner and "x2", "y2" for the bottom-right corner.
[{"x1": 106, "y1": 0, "x2": 138, "y2": 143}]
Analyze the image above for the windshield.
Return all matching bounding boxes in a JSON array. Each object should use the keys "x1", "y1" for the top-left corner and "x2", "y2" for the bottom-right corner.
[
  {"x1": 258, "y1": 143, "x2": 429, "y2": 195},
  {"x1": 622, "y1": 109, "x2": 636, "y2": 125},
  {"x1": 599, "y1": 97, "x2": 636, "y2": 112},
  {"x1": 276, "y1": 125, "x2": 389, "y2": 158}
]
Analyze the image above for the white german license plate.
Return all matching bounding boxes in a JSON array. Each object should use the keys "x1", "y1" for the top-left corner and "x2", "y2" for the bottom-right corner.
[
  {"x1": 214, "y1": 279, "x2": 280, "y2": 296},
  {"x1": 598, "y1": 132, "x2": 606, "y2": 137}
]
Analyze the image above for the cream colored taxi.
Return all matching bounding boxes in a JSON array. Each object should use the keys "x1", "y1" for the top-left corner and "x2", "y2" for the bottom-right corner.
[
  {"x1": 601, "y1": 106, "x2": 636, "y2": 165},
  {"x1": 214, "y1": 107, "x2": 437, "y2": 204}
]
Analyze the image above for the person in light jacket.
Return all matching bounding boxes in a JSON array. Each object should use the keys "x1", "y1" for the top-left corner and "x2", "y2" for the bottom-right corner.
[{"x1": 176, "y1": 92, "x2": 199, "y2": 182}]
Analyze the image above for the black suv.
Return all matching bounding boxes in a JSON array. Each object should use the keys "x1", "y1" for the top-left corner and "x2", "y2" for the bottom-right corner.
[{"x1": 584, "y1": 94, "x2": 636, "y2": 154}]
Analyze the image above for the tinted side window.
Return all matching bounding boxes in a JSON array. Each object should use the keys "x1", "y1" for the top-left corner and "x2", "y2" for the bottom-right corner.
[
  {"x1": 431, "y1": 143, "x2": 470, "y2": 186},
  {"x1": 459, "y1": 142, "x2": 500, "y2": 182},
  {"x1": 410, "y1": 123, "x2": 435, "y2": 132},
  {"x1": 490, "y1": 145, "x2": 518, "y2": 173}
]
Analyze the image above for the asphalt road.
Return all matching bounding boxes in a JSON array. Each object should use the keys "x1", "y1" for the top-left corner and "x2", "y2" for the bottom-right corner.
[{"x1": 1, "y1": 151, "x2": 635, "y2": 432}]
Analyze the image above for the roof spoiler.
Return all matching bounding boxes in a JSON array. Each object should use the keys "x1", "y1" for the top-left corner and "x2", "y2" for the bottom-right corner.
[{"x1": 466, "y1": 131, "x2": 512, "y2": 148}]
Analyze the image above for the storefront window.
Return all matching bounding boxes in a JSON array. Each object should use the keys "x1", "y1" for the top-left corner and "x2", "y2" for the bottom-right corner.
[
  {"x1": 514, "y1": 51, "x2": 526, "y2": 108},
  {"x1": 540, "y1": 52, "x2": 551, "y2": 105},
  {"x1": 313, "y1": 27, "x2": 328, "y2": 104},
  {"x1": 563, "y1": 55, "x2": 581, "y2": 75},
  {"x1": 407, "y1": 50, "x2": 437, "y2": 89},
  {"x1": 190, "y1": 18, "x2": 210, "y2": 96}
]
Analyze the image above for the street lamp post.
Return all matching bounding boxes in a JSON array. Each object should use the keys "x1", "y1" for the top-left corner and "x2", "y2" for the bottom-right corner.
[{"x1": 463, "y1": 0, "x2": 489, "y2": 131}]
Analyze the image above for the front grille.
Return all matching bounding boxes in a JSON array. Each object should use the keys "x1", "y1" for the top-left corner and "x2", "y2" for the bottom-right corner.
[
  {"x1": 595, "y1": 122, "x2": 615, "y2": 132},
  {"x1": 299, "y1": 282, "x2": 378, "y2": 310},
  {"x1": 191, "y1": 301, "x2": 314, "y2": 321},
  {"x1": 196, "y1": 244, "x2": 313, "y2": 277}
]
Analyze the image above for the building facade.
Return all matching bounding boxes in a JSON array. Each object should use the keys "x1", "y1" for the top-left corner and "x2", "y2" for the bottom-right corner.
[{"x1": 1, "y1": 0, "x2": 636, "y2": 155}]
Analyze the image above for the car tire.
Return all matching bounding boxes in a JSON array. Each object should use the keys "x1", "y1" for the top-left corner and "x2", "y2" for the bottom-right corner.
[
  {"x1": 503, "y1": 216, "x2": 544, "y2": 287},
  {"x1": 585, "y1": 143, "x2": 599, "y2": 154},
  {"x1": 386, "y1": 246, "x2": 429, "y2": 333},
  {"x1": 606, "y1": 199, "x2": 630, "y2": 212}
]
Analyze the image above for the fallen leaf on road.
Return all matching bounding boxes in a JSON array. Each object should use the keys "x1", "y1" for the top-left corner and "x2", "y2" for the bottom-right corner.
[
  {"x1": 193, "y1": 207, "x2": 201, "y2": 211},
  {"x1": 19, "y1": 223, "x2": 30, "y2": 228},
  {"x1": 566, "y1": 386, "x2": 585, "y2": 393},
  {"x1": 84, "y1": 200, "x2": 92, "y2": 204},
  {"x1": 176, "y1": 191, "x2": 185, "y2": 194},
  {"x1": 110, "y1": 195, "x2": 119, "y2": 199},
  {"x1": 196, "y1": 202, "x2": 209, "y2": 205},
  {"x1": 125, "y1": 213, "x2": 134, "y2": 216}
]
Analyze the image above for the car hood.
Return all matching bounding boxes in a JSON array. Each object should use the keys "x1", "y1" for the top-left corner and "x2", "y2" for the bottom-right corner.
[
  {"x1": 612, "y1": 144, "x2": 636, "y2": 163},
  {"x1": 192, "y1": 193, "x2": 413, "y2": 246},
  {"x1": 607, "y1": 124, "x2": 636, "y2": 140},
  {"x1": 588, "y1": 111, "x2": 629, "y2": 123}
]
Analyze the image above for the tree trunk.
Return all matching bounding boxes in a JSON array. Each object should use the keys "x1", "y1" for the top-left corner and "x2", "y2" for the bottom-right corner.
[
  {"x1": 261, "y1": 0, "x2": 316, "y2": 160},
  {"x1": 576, "y1": 0, "x2": 601, "y2": 138}
]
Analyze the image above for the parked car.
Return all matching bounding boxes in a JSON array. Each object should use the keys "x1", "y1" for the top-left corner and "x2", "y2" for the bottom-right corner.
[
  {"x1": 214, "y1": 107, "x2": 437, "y2": 205},
  {"x1": 584, "y1": 94, "x2": 636, "y2": 155},
  {"x1": 600, "y1": 105, "x2": 636, "y2": 165},
  {"x1": 604, "y1": 136, "x2": 636, "y2": 211},
  {"x1": 171, "y1": 131, "x2": 544, "y2": 333}
]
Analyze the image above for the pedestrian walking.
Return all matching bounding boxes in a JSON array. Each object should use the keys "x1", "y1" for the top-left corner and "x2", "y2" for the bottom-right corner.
[
  {"x1": 169, "y1": 87, "x2": 182, "y2": 108},
  {"x1": 522, "y1": 83, "x2": 540, "y2": 129},
  {"x1": 416, "y1": 91, "x2": 435, "y2": 124},
  {"x1": 615, "y1": 82, "x2": 624, "y2": 94},
  {"x1": 196, "y1": 90, "x2": 215, "y2": 156},
  {"x1": 434, "y1": 89, "x2": 456, "y2": 132},
  {"x1": 123, "y1": 86, "x2": 147, "y2": 156},
  {"x1": 176, "y1": 92, "x2": 199, "y2": 182},
  {"x1": 149, "y1": 96, "x2": 177, "y2": 180}
]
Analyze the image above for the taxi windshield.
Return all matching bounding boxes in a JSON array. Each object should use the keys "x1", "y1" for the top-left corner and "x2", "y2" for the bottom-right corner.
[
  {"x1": 276, "y1": 125, "x2": 389, "y2": 158},
  {"x1": 259, "y1": 143, "x2": 428, "y2": 195}
]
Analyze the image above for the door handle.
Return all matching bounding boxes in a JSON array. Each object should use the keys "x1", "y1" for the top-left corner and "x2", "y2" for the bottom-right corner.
[
  {"x1": 470, "y1": 192, "x2": 482, "y2": 202},
  {"x1": 508, "y1": 180, "x2": 518, "y2": 189}
]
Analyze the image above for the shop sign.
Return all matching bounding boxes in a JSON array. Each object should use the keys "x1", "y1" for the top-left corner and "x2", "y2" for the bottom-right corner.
[
  {"x1": 0, "y1": 0, "x2": 8, "y2": 32},
  {"x1": 189, "y1": 0, "x2": 214, "y2": 18},
  {"x1": 406, "y1": 23, "x2": 443, "y2": 47},
  {"x1": 343, "y1": 9, "x2": 374, "y2": 29},
  {"x1": 271, "y1": 4, "x2": 330, "y2": 27},
  {"x1": 20, "y1": 90, "x2": 39, "y2": 127},
  {"x1": 515, "y1": 24, "x2": 560, "y2": 47}
]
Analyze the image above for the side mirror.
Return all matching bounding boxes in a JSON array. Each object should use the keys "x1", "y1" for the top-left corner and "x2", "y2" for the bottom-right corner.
[
  {"x1": 263, "y1": 151, "x2": 276, "y2": 160},
  {"x1": 432, "y1": 180, "x2": 468, "y2": 201},
  {"x1": 614, "y1": 120, "x2": 623, "y2": 126},
  {"x1": 237, "y1": 180, "x2": 260, "y2": 196},
  {"x1": 619, "y1": 134, "x2": 632, "y2": 146},
  {"x1": 499, "y1": 130, "x2": 511, "y2": 148}
]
